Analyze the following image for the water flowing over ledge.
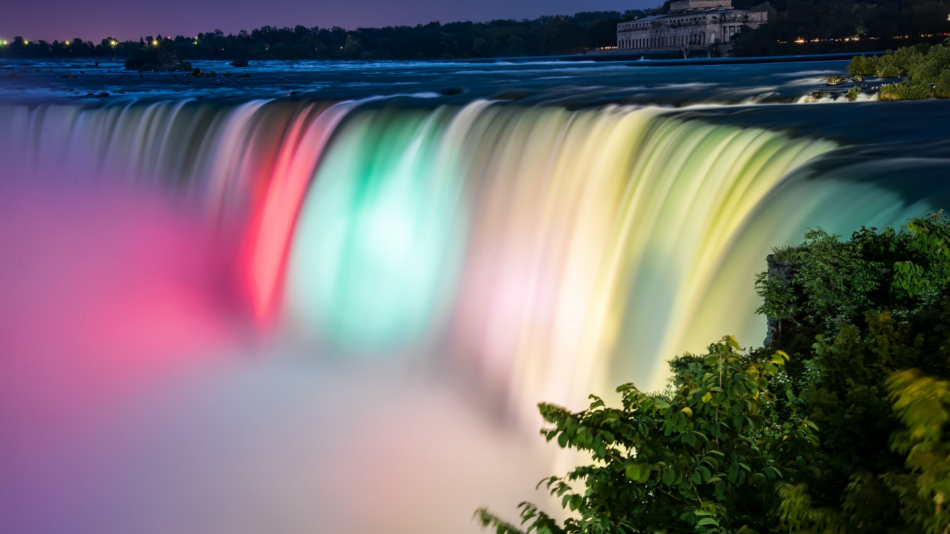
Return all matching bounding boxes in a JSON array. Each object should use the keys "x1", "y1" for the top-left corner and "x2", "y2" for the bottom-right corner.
[
  {"x1": 4, "y1": 94, "x2": 950, "y2": 534},
  {"x1": 3, "y1": 97, "x2": 939, "y2": 423}
]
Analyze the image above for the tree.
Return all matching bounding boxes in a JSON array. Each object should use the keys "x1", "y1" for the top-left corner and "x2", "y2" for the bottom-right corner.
[
  {"x1": 755, "y1": 213, "x2": 950, "y2": 532},
  {"x1": 480, "y1": 213, "x2": 950, "y2": 534},
  {"x1": 476, "y1": 338, "x2": 818, "y2": 534}
]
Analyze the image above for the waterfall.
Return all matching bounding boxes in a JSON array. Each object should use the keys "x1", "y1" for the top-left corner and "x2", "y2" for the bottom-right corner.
[{"x1": 0, "y1": 98, "x2": 936, "y2": 422}]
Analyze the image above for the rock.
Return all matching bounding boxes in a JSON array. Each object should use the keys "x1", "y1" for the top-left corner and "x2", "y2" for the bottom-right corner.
[{"x1": 230, "y1": 59, "x2": 249, "y2": 67}]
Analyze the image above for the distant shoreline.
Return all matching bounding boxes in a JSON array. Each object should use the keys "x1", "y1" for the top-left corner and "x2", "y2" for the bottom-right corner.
[{"x1": 0, "y1": 50, "x2": 880, "y2": 67}]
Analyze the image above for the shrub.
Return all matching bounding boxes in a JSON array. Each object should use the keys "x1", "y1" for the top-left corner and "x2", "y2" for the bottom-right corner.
[
  {"x1": 777, "y1": 309, "x2": 950, "y2": 533},
  {"x1": 936, "y1": 71, "x2": 950, "y2": 98},
  {"x1": 879, "y1": 80, "x2": 933, "y2": 100},
  {"x1": 883, "y1": 46, "x2": 924, "y2": 77},
  {"x1": 848, "y1": 54, "x2": 878, "y2": 77},
  {"x1": 850, "y1": 45, "x2": 949, "y2": 100},
  {"x1": 770, "y1": 243, "x2": 806, "y2": 265},
  {"x1": 909, "y1": 45, "x2": 950, "y2": 84},
  {"x1": 757, "y1": 213, "x2": 950, "y2": 331},
  {"x1": 476, "y1": 338, "x2": 818, "y2": 534}
]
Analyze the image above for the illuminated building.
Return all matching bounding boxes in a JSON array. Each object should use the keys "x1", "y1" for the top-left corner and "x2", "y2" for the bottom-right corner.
[{"x1": 617, "y1": 0, "x2": 768, "y2": 56}]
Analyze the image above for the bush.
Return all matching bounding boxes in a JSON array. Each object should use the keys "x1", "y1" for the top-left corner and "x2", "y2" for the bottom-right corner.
[
  {"x1": 879, "y1": 80, "x2": 933, "y2": 100},
  {"x1": 778, "y1": 308, "x2": 950, "y2": 532},
  {"x1": 936, "y1": 71, "x2": 950, "y2": 98},
  {"x1": 757, "y1": 213, "x2": 950, "y2": 331},
  {"x1": 849, "y1": 45, "x2": 950, "y2": 100},
  {"x1": 882, "y1": 47, "x2": 924, "y2": 77},
  {"x1": 476, "y1": 338, "x2": 818, "y2": 534},
  {"x1": 909, "y1": 45, "x2": 950, "y2": 84},
  {"x1": 848, "y1": 54, "x2": 878, "y2": 77}
]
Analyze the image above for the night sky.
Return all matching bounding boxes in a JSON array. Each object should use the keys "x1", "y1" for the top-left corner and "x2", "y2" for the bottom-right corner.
[{"x1": 3, "y1": 0, "x2": 656, "y2": 42}]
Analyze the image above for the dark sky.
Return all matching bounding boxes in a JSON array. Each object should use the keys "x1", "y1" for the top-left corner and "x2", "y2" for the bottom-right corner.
[{"x1": 2, "y1": 0, "x2": 657, "y2": 42}]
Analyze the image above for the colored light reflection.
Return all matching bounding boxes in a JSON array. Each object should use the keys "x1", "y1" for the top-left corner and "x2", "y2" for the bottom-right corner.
[
  {"x1": 286, "y1": 108, "x2": 465, "y2": 350},
  {"x1": 241, "y1": 102, "x2": 353, "y2": 324}
]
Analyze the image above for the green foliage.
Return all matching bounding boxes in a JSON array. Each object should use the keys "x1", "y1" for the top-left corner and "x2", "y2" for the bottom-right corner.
[
  {"x1": 755, "y1": 271, "x2": 797, "y2": 321},
  {"x1": 879, "y1": 80, "x2": 934, "y2": 100},
  {"x1": 777, "y1": 337, "x2": 950, "y2": 533},
  {"x1": 908, "y1": 45, "x2": 950, "y2": 83},
  {"x1": 848, "y1": 55, "x2": 878, "y2": 77},
  {"x1": 756, "y1": 213, "x2": 950, "y2": 533},
  {"x1": 845, "y1": 85, "x2": 861, "y2": 101},
  {"x1": 936, "y1": 71, "x2": 950, "y2": 98},
  {"x1": 846, "y1": 44, "x2": 950, "y2": 100},
  {"x1": 477, "y1": 338, "x2": 818, "y2": 534},
  {"x1": 770, "y1": 243, "x2": 807, "y2": 265},
  {"x1": 484, "y1": 213, "x2": 950, "y2": 534},
  {"x1": 756, "y1": 212, "x2": 950, "y2": 331},
  {"x1": 848, "y1": 47, "x2": 929, "y2": 79},
  {"x1": 879, "y1": 47, "x2": 925, "y2": 78},
  {"x1": 884, "y1": 369, "x2": 950, "y2": 532}
]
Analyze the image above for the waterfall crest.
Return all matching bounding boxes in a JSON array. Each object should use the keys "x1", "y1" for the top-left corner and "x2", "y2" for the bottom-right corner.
[{"x1": 1, "y1": 98, "x2": 934, "y2": 419}]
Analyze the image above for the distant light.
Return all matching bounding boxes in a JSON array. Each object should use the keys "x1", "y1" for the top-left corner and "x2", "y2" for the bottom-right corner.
[
  {"x1": 111, "y1": 40, "x2": 117, "y2": 46},
  {"x1": 153, "y1": 40, "x2": 158, "y2": 45},
  {"x1": 194, "y1": 41, "x2": 198, "y2": 45},
  {"x1": 24, "y1": 40, "x2": 29, "y2": 45}
]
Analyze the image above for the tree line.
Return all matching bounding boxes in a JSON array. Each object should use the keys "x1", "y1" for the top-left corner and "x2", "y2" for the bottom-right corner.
[
  {"x1": 3, "y1": 1, "x2": 947, "y2": 65},
  {"x1": 732, "y1": 0, "x2": 950, "y2": 56},
  {"x1": 0, "y1": 10, "x2": 653, "y2": 64}
]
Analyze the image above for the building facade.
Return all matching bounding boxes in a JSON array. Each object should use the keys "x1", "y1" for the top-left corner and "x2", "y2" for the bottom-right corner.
[{"x1": 617, "y1": 0, "x2": 767, "y2": 56}]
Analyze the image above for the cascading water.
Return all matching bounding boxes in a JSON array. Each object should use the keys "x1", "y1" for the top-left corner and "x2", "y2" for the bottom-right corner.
[
  {"x1": 2, "y1": 96, "x2": 945, "y2": 534},
  {"x1": 0, "y1": 98, "x2": 939, "y2": 417}
]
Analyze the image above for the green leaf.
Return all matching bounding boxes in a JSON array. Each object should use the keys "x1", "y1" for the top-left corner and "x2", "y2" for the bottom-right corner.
[{"x1": 663, "y1": 466, "x2": 675, "y2": 486}]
